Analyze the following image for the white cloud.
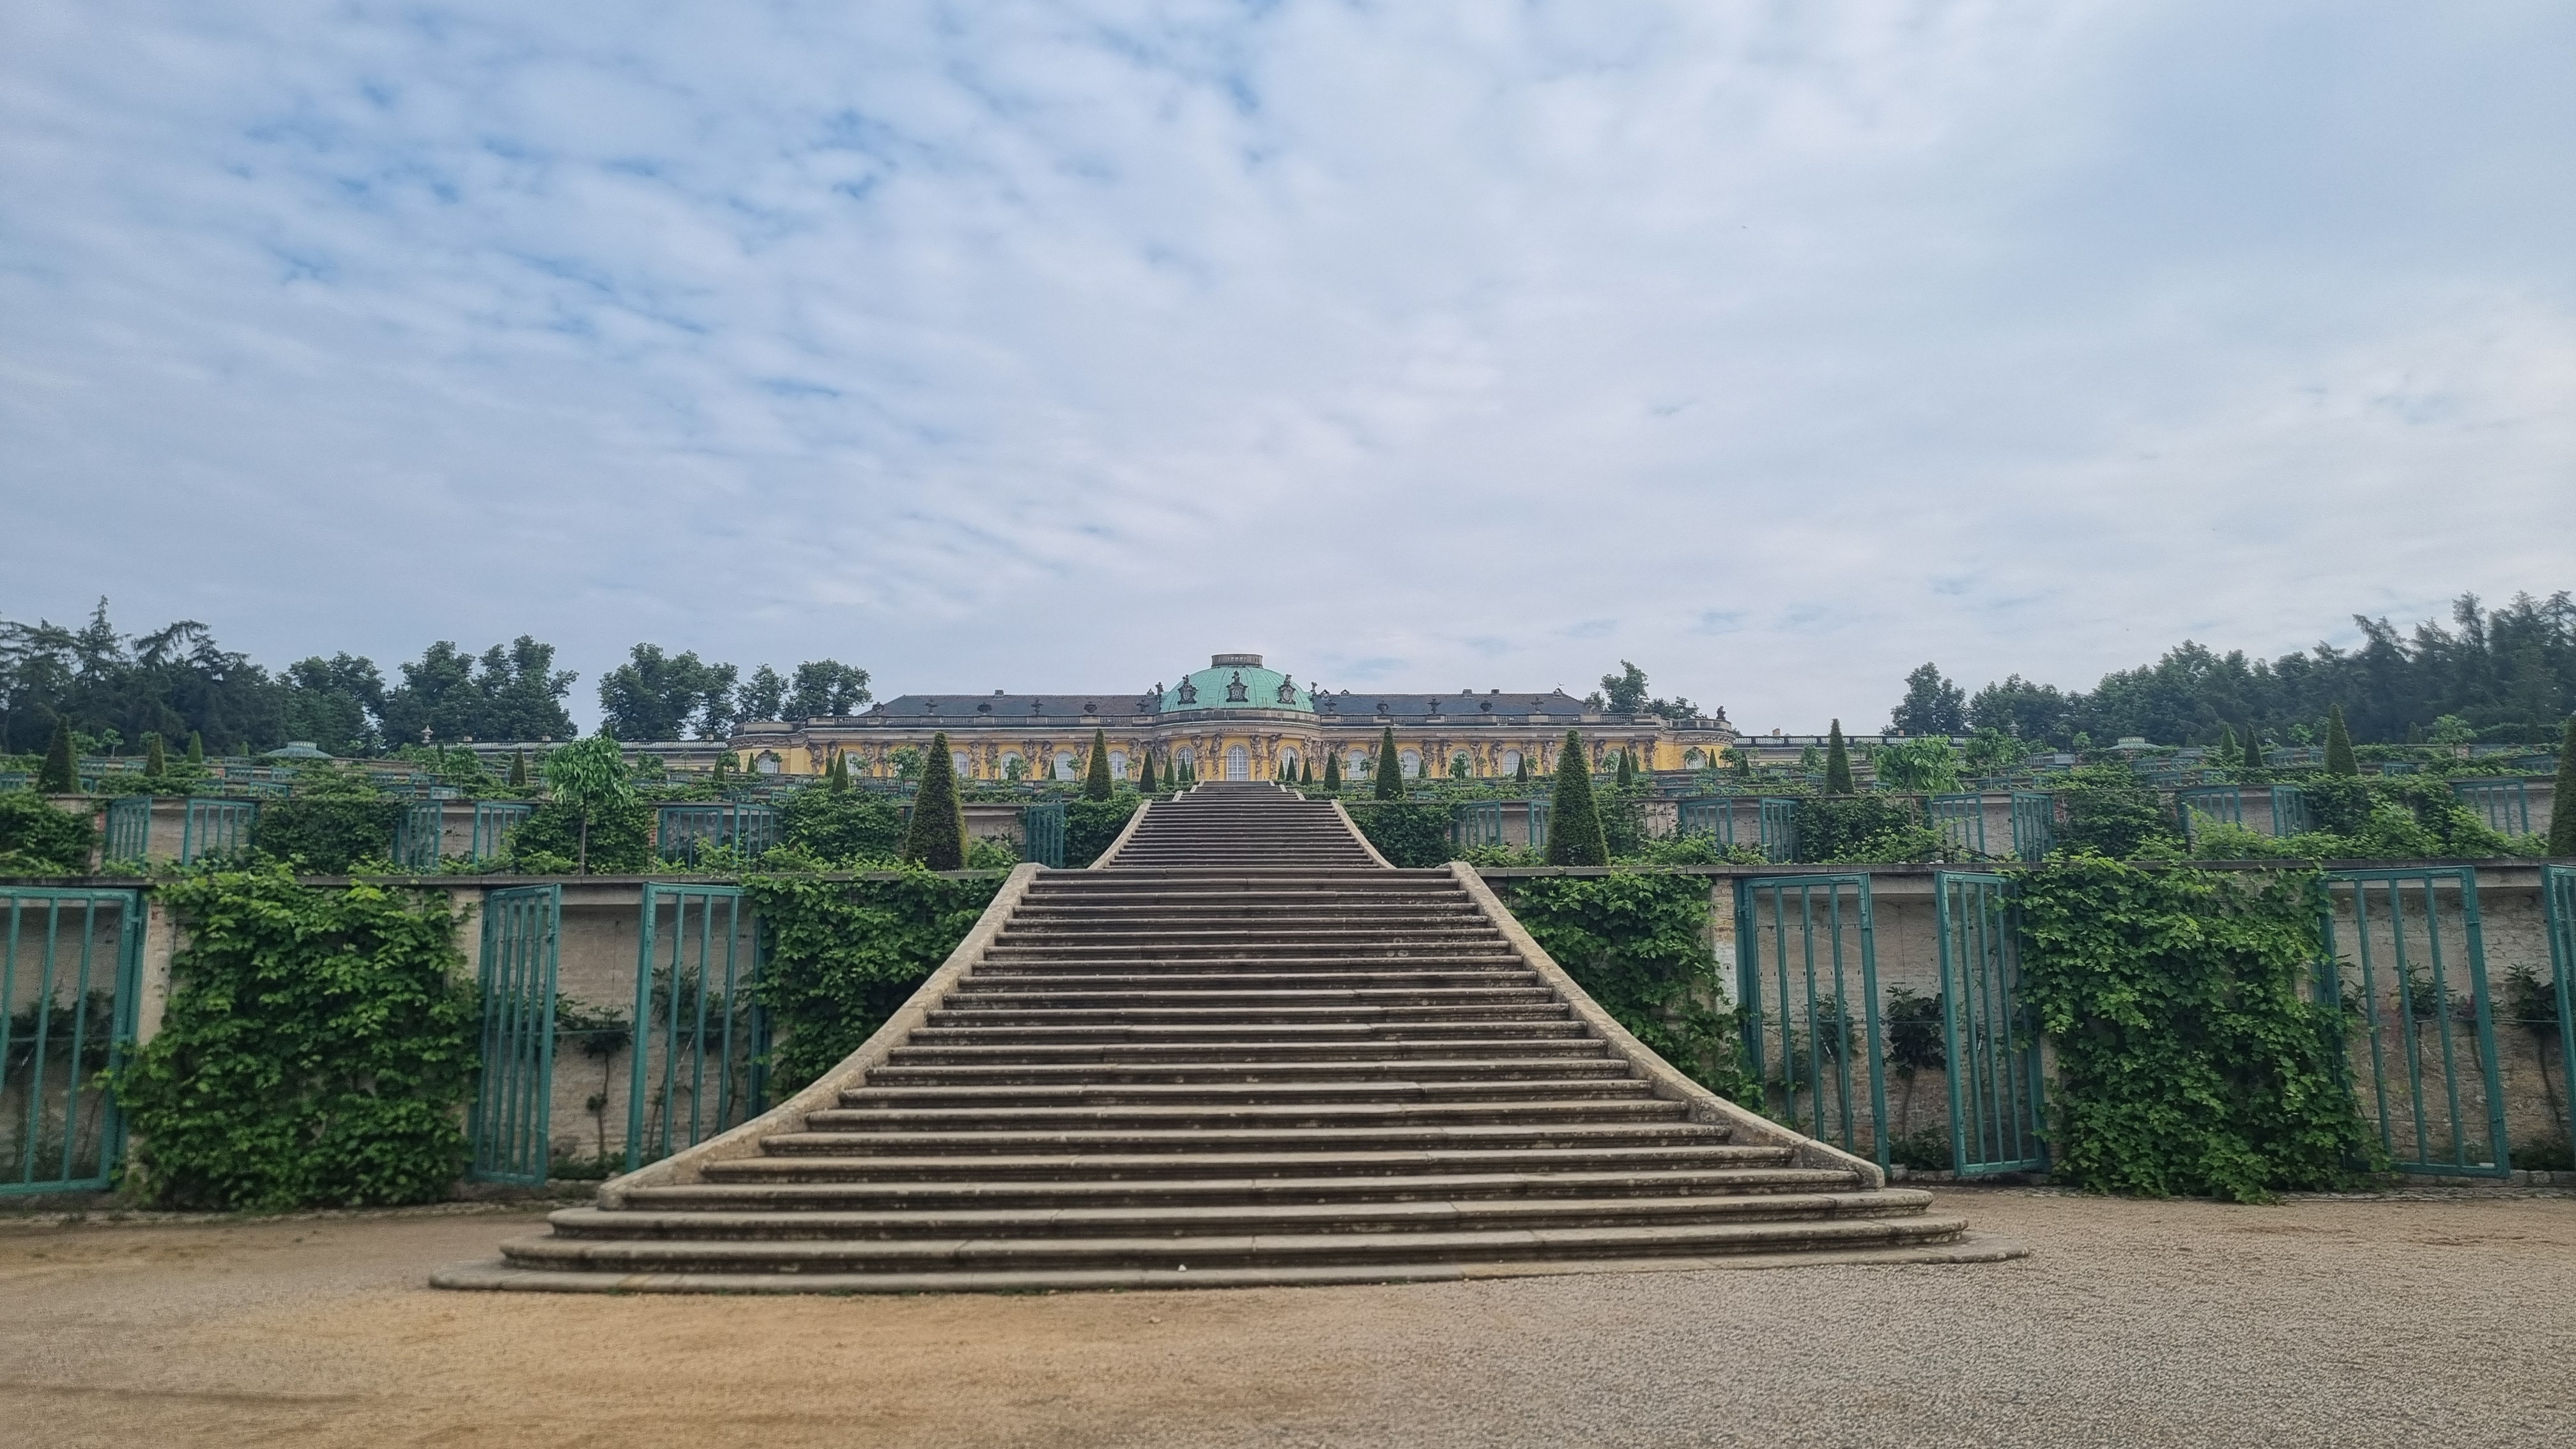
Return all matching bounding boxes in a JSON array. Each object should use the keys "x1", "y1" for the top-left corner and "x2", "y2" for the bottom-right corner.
[{"x1": 2, "y1": 1, "x2": 2570, "y2": 727}]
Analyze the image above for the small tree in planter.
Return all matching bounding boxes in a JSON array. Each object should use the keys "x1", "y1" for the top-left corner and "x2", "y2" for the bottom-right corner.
[{"x1": 541, "y1": 734, "x2": 636, "y2": 873}]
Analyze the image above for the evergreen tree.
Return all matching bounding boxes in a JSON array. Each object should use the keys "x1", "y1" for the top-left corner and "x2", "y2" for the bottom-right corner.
[
  {"x1": 1614, "y1": 747, "x2": 1636, "y2": 789},
  {"x1": 1083, "y1": 728, "x2": 1114, "y2": 801},
  {"x1": 144, "y1": 732, "x2": 167, "y2": 778},
  {"x1": 1374, "y1": 726, "x2": 1406, "y2": 801},
  {"x1": 1824, "y1": 720, "x2": 1855, "y2": 794},
  {"x1": 2217, "y1": 724, "x2": 2236, "y2": 761},
  {"x1": 1546, "y1": 730, "x2": 1610, "y2": 866},
  {"x1": 508, "y1": 749, "x2": 528, "y2": 788},
  {"x1": 900, "y1": 730, "x2": 967, "y2": 870},
  {"x1": 2241, "y1": 721, "x2": 2265, "y2": 772},
  {"x1": 1322, "y1": 750, "x2": 1340, "y2": 791},
  {"x1": 2547, "y1": 715, "x2": 2576, "y2": 858},
  {"x1": 1515, "y1": 753, "x2": 1529, "y2": 787},
  {"x1": 2324, "y1": 704, "x2": 2358, "y2": 777},
  {"x1": 1138, "y1": 749, "x2": 1157, "y2": 794},
  {"x1": 186, "y1": 732, "x2": 204, "y2": 766},
  {"x1": 38, "y1": 718, "x2": 75, "y2": 793}
]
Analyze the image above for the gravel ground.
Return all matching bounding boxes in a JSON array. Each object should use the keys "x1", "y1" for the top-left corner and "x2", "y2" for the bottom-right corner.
[{"x1": 3, "y1": 1188, "x2": 2571, "y2": 1448}]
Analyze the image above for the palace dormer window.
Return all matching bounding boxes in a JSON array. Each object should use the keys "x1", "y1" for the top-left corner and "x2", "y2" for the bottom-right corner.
[
  {"x1": 1479, "y1": 700, "x2": 1492, "y2": 712},
  {"x1": 976, "y1": 702, "x2": 991, "y2": 713},
  {"x1": 1225, "y1": 671, "x2": 1248, "y2": 703},
  {"x1": 1084, "y1": 702, "x2": 1096, "y2": 714}
]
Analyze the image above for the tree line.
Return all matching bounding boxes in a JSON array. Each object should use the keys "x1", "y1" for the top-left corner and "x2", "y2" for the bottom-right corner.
[
  {"x1": 0, "y1": 599, "x2": 873, "y2": 757},
  {"x1": 1885, "y1": 590, "x2": 2574, "y2": 747}
]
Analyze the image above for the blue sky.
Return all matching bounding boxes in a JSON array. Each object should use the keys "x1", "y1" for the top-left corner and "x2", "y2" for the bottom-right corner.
[{"x1": 4, "y1": 2, "x2": 2571, "y2": 732}]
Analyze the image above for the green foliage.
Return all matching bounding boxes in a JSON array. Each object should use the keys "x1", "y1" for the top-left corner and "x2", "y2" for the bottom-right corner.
[
  {"x1": 1962, "y1": 727, "x2": 2021, "y2": 777},
  {"x1": 1625, "y1": 831, "x2": 1763, "y2": 867},
  {"x1": 1793, "y1": 795, "x2": 1932, "y2": 863},
  {"x1": 1137, "y1": 749, "x2": 1157, "y2": 794},
  {"x1": 1514, "y1": 754, "x2": 1529, "y2": 786},
  {"x1": 1823, "y1": 720, "x2": 1854, "y2": 794},
  {"x1": 0, "y1": 792, "x2": 96, "y2": 873},
  {"x1": 508, "y1": 749, "x2": 528, "y2": 788},
  {"x1": 1374, "y1": 726, "x2": 1406, "y2": 801},
  {"x1": 143, "y1": 732, "x2": 167, "y2": 778},
  {"x1": 1873, "y1": 737, "x2": 1962, "y2": 793},
  {"x1": 39, "y1": 717, "x2": 76, "y2": 793},
  {"x1": 1322, "y1": 751, "x2": 1341, "y2": 790},
  {"x1": 781, "y1": 788, "x2": 903, "y2": 864},
  {"x1": 116, "y1": 868, "x2": 475, "y2": 1209},
  {"x1": 743, "y1": 867, "x2": 1004, "y2": 1092},
  {"x1": 1490, "y1": 871, "x2": 1752, "y2": 1101},
  {"x1": 1083, "y1": 728, "x2": 1114, "y2": 801},
  {"x1": 250, "y1": 767, "x2": 401, "y2": 873},
  {"x1": 2324, "y1": 703, "x2": 2358, "y2": 776},
  {"x1": 2551, "y1": 716, "x2": 2576, "y2": 858},
  {"x1": 1065, "y1": 795, "x2": 1140, "y2": 866},
  {"x1": 1882, "y1": 985, "x2": 1948, "y2": 1134},
  {"x1": 1614, "y1": 749, "x2": 1636, "y2": 788},
  {"x1": 511, "y1": 799, "x2": 654, "y2": 874},
  {"x1": 2240, "y1": 721, "x2": 2265, "y2": 772},
  {"x1": 900, "y1": 731, "x2": 967, "y2": 870},
  {"x1": 2014, "y1": 855, "x2": 2373, "y2": 1201},
  {"x1": 1346, "y1": 801, "x2": 1453, "y2": 867},
  {"x1": 1546, "y1": 730, "x2": 1609, "y2": 866},
  {"x1": 542, "y1": 733, "x2": 637, "y2": 873},
  {"x1": 1891, "y1": 663, "x2": 1966, "y2": 736},
  {"x1": 2055, "y1": 762, "x2": 2180, "y2": 859},
  {"x1": 185, "y1": 732, "x2": 204, "y2": 766}
]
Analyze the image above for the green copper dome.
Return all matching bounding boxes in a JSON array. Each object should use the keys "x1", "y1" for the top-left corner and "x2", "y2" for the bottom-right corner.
[{"x1": 1162, "y1": 654, "x2": 1312, "y2": 713}]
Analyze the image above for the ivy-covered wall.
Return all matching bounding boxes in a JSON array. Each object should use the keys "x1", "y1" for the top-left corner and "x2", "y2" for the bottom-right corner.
[{"x1": 740, "y1": 868, "x2": 1005, "y2": 1092}]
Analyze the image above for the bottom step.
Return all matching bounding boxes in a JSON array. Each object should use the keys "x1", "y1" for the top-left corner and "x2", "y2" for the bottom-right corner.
[{"x1": 432, "y1": 1232, "x2": 2027, "y2": 1294}]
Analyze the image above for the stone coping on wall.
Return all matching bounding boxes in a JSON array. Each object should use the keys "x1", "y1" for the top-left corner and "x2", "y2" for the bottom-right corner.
[{"x1": 0, "y1": 870, "x2": 1015, "y2": 890}]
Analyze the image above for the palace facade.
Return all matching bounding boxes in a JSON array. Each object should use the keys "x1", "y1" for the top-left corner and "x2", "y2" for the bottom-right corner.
[{"x1": 729, "y1": 653, "x2": 1739, "y2": 783}]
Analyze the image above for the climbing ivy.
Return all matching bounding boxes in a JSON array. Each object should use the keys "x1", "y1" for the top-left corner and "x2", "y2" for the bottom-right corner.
[
  {"x1": 0, "y1": 792, "x2": 95, "y2": 874},
  {"x1": 115, "y1": 866, "x2": 477, "y2": 1210},
  {"x1": 2013, "y1": 854, "x2": 2374, "y2": 1202},
  {"x1": 1346, "y1": 801, "x2": 1453, "y2": 867},
  {"x1": 1064, "y1": 796, "x2": 1140, "y2": 867},
  {"x1": 741, "y1": 867, "x2": 1005, "y2": 1092},
  {"x1": 1487, "y1": 871, "x2": 1754, "y2": 1102}
]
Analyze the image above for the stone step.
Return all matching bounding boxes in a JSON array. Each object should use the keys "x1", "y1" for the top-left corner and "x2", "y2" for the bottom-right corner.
[
  {"x1": 838, "y1": 1078, "x2": 1655, "y2": 1108},
  {"x1": 971, "y1": 953, "x2": 1528, "y2": 972},
  {"x1": 901, "y1": 1020, "x2": 1594, "y2": 1044},
  {"x1": 927, "y1": 1003, "x2": 1572, "y2": 1025},
  {"x1": 756, "y1": 1120, "x2": 1727, "y2": 1156},
  {"x1": 862, "y1": 1057, "x2": 1630, "y2": 1085},
  {"x1": 494, "y1": 1214, "x2": 1968, "y2": 1275},
  {"x1": 538, "y1": 1190, "x2": 1935, "y2": 1242},
  {"x1": 962, "y1": 969, "x2": 1540, "y2": 989},
  {"x1": 942, "y1": 988, "x2": 1558, "y2": 1010},
  {"x1": 631, "y1": 1165, "x2": 1851, "y2": 1210},
  {"x1": 802, "y1": 1096, "x2": 1683, "y2": 1130},
  {"x1": 704, "y1": 1142, "x2": 1783, "y2": 1183},
  {"x1": 882, "y1": 1037, "x2": 1614, "y2": 1064}
]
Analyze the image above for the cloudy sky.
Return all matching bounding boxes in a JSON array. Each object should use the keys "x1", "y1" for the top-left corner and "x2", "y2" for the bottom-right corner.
[{"x1": 4, "y1": 2, "x2": 2570, "y2": 732}]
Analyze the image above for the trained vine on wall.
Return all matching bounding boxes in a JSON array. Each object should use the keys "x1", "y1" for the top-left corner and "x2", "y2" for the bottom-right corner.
[
  {"x1": 1488, "y1": 871, "x2": 1755, "y2": 1102},
  {"x1": 116, "y1": 866, "x2": 477, "y2": 1210},
  {"x1": 2013, "y1": 854, "x2": 2375, "y2": 1202},
  {"x1": 741, "y1": 866, "x2": 1005, "y2": 1092}
]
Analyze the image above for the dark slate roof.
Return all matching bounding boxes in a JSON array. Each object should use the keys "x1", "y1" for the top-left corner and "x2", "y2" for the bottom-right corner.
[
  {"x1": 873, "y1": 693, "x2": 1161, "y2": 719},
  {"x1": 855, "y1": 687, "x2": 1726, "y2": 728},
  {"x1": 1308, "y1": 689, "x2": 1588, "y2": 722}
]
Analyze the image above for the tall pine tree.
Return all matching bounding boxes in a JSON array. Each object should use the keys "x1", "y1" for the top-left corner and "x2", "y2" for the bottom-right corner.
[
  {"x1": 1374, "y1": 726, "x2": 1406, "y2": 801},
  {"x1": 900, "y1": 730, "x2": 967, "y2": 869},
  {"x1": 1546, "y1": 730, "x2": 1610, "y2": 866},
  {"x1": 1824, "y1": 720, "x2": 1855, "y2": 794}
]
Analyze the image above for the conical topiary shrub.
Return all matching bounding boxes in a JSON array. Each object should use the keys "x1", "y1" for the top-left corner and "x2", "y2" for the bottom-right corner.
[
  {"x1": 185, "y1": 732, "x2": 204, "y2": 767},
  {"x1": 1614, "y1": 747, "x2": 1636, "y2": 789},
  {"x1": 2241, "y1": 722, "x2": 2265, "y2": 772},
  {"x1": 38, "y1": 717, "x2": 75, "y2": 793},
  {"x1": 1083, "y1": 728, "x2": 1114, "y2": 801},
  {"x1": 1825, "y1": 720, "x2": 1855, "y2": 794},
  {"x1": 2547, "y1": 715, "x2": 2575, "y2": 858},
  {"x1": 509, "y1": 749, "x2": 529, "y2": 788},
  {"x1": 900, "y1": 730, "x2": 968, "y2": 869},
  {"x1": 2218, "y1": 724, "x2": 2237, "y2": 762},
  {"x1": 1138, "y1": 749, "x2": 1158, "y2": 794},
  {"x1": 1515, "y1": 753, "x2": 1529, "y2": 787},
  {"x1": 1322, "y1": 751, "x2": 1340, "y2": 791},
  {"x1": 144, "y1": 732, "x2": 167, "y2": 778},
  {"x1": 1547, "y1": 730, "x2": 1609, "y2": 866},
  {"x1": 1374, "y1": 726, "x2": 1405, "y2": 801},
  {"x1": 2324, "y1": 704, "x2": 2358, "y2": 777}
]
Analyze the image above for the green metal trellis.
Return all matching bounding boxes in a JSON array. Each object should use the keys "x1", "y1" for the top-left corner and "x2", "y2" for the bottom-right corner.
[
  {"x1": 1929, "y1": 794, "x2": 1987, "y2": 857},
  {"x1": 2268, "y1": 785, "x2": 2312, "y2": 838},
  {"x1": 1022, "y1": 801, "x2": 1066, "y2": 868},
  {"x1": 1524, "y1": 801, "x2": 1552, "y2": 854},
  {"x1": 656, "y1": 804, "x2": 783, "y2": 863},
  {"x1": 468, "y1": 885, "x2": 559, "y2": 1186},
  {"x1": 2449, "y1": 779, "x2": 2531, "y2": 836},
  {"x1": 1452, "y1": 801, "x2": 1505, "y2": 852},
  {"x1": 1733, "y1": 874, "x2": 1887, "y2": 1170},
  {"x1": 625, "y1": 884, "x2": 767, "y2": 1171},
  {"x1": 471, "y1": 802, "x2": 533, "y2": 864},
  {"x1": 2009, "y1": 792, "x2": 2056, "y2": 862},
  {"x1": 2545, "y1": 866, "x2": 2576, "y2": 1138},
  {"x1": 393, "y1": 801, "x2": 445, "y2": 871},
  {"x1": 1756, "y1": 799, "x2": 1798, "y2": 862},
  {"x1": 102, "y1": 797, "x2": 151, "y2": 864},
  {"x1": 1675, "y1": 797, "x2": 1736, "y2": 845},
  {"x1": 2174, "y1": 785, "x2": 2243, "y2": 847},
  {"x1": 2316, "y1": 868, "x2": 2508, "y2": 1177},
  {"x1": 1, "y1": 888, "x2": 144, "y2": 1195},
  {"x1": 1933, "y1": 872, "x2": 2046, "y2": 1176},
  {"x1": 180, "y1": 799, "x2": 256, "y2": 864}
]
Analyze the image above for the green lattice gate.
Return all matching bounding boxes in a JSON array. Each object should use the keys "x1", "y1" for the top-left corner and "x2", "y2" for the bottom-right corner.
[
  {"x1": 625, "y1": 884, "x2": 767, "y2": 1170},
  {"x1": 1733, "y1": 875, "x2": 1888, "y2": 1169},
  {"x1": 1934, "y1": 872, "x2": 2047, "y2": 1175},
  {"x1": 2317, "y1": 868, "x2": 2509, "y2": 1176},
  {"x1": 1, "y1": 888, "x2": 144, "y2": 1195},
  {"x1": 468, "y1": 885, "x2": 559, "y2": 1185}
]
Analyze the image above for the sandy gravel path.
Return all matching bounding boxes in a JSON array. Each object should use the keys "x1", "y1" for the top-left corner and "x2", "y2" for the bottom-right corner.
[{"x1": 3, "y1": 1189, "x2": 2570, "y2": 1448}]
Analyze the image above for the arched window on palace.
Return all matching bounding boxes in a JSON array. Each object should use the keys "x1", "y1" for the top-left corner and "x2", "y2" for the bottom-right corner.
[
  {"x1": 1225, "y1": 745, "x2": 1249, "y2": 780},
  {"x1": 1108, "y1": 751, "x2": 1128, "y2": 778},
  {"x1": 1498, "y1": 749, "x2": 1522, "y2": 776},
  {"x1": 1276, "y1": 749, "x2": 1300, "y2": 779},
  {"x1": 951, "y1": 751, "x2": 970, "y2": 777},
  {"x1": 1052, "y1": 752, "x2": 1077, "y2": 779},
  {"x1": 1398, "y1": 749, "x2": 1421, "y2": 778}
]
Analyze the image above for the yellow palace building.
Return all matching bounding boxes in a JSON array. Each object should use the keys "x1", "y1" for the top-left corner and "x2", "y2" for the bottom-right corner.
[{"x1": 730, "y1": 654, "x2": 1740, "y2": 784}]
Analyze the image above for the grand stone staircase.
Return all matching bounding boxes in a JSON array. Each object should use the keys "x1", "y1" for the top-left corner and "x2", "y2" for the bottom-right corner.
[{"x1": 437, "y1": 783, "x2": 2005, "y2": 1292}]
